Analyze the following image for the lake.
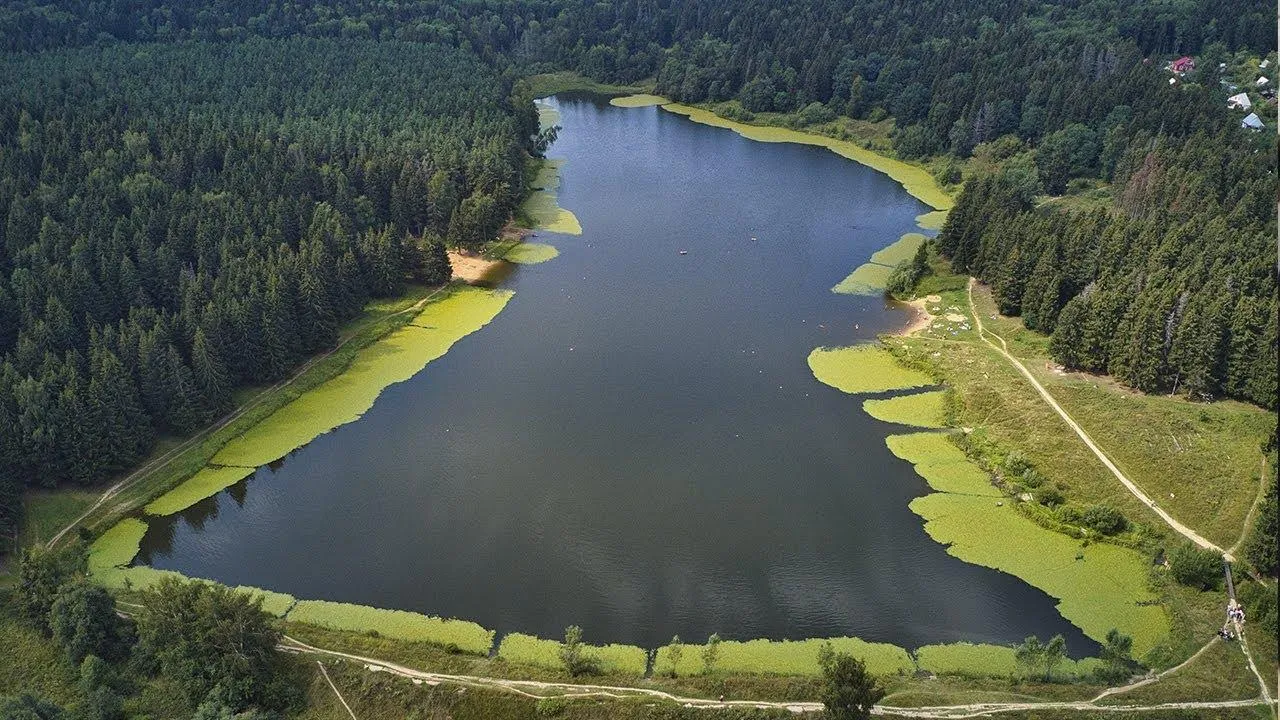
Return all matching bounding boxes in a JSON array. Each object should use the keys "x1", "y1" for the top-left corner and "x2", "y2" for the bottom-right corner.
[{"x1": 138, "y1": 94, "x2": 1094, "y2": 655}]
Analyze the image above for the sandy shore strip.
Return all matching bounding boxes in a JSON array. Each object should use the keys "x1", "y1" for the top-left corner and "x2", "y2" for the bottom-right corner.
[
  {"x1": 449, "y1": 250, "x2": 507, "y2": 284},
  {"x1": 897, "y1": 294, "x2": 940, "y2": 336}
]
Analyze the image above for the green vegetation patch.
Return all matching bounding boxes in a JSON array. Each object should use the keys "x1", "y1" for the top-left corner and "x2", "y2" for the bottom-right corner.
[
  {"x1": 654, "y1": 637, "x2": 913, "y2": 678},
  {"x1": 661, "y1": 103, "x2": 952, "y2": 210},
  {"x1": 869, "y1": 233, "x2": 926, "y2": 267},
  {"x1": 214, "y1": 286, "x2": 513, "y2": 468},
  {"x1": 915, "y1": 643, "x2": 1102, "y2": 680},
  {"x1": 88, "y1": 518, "x2": 148, "y2": 574},
  {"x1": 831, "y1": 261, "x2": 893, "y2": 295},
  {"x1": 536, "y1": 101, "x2": 561, "y2": 129},
  {"x1": 863, "y1": 391, "x2": 946, "y2": 428},
  {"x1": 915, "y1": 210, "x2": 948, "y2": 230},
  {"x1": 496, "y1": 633, "x2": 648, "y2": 676},
  {"x1": 232, "y1": 586, "x2": 297, "y2": 618},
  {"x1": 885, "y1": 432, "x2": 1001, "y2": 496},
  {"x1": 521, "y1": 158, "x2": 582, "y2": 235},
  {"x1": 915, "y1": 643, "x2": 1017, "y2": 678},
  {"x1": 288, "y1": 600, "x2": 494, "y2": 656},
  {"x1": 144, "y1": 465, "x2": 255, "y2": 516},
  {"x1": 808, "y1": 345, "x2": 933, "y2": 395},
  {"x1": 909, "y1": 493, "x2": 1169, "y2": 658},
  {"x1": 609, "y1": 93, "x2": 668, "y2": 107},
  {"x1": 503, "y1": 242, "x2": 560, "y2": 264}
]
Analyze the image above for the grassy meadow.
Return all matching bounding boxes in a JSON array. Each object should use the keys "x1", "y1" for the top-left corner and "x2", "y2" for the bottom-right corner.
[{"x1": 653, "y1": 637, "x2": 914, "y2": 678}]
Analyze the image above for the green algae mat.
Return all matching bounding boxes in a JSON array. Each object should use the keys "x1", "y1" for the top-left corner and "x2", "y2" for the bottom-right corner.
[
  {"x1": 522, "y1": 158, "x2": 582, "y2": 235},
  {"x1": 503, "y1": 242, "x2": 559, "y2": 264},
  {"x1": 144, "y1": 466, "x2": 256, "y2": 516},
  {"x1": 288, "y1": 600, "x2": 494, "y2": 656},
  {"x1": 863, "y1": 391, "x2": 947, "y2": 428},
  {"x1": 497, "y1": 633, "x2": 648, "y2": 676},
  {"x1": 910, "y1": 492, "x2": 1168, "y2": 658},
  {"x1": 832, "y1": 232, "x2": 925, "y2": 296},
  {"x1": 885, "y1": 432, "x2": 1002, "y2": 497},
  {"x1": 654, "y1": 637, "x2": 914, "y2": 677},
  {"x1": 213, "y1": 287, "x2": 513, "y2": 469},
  {"x1": 609, "y1": 93, "x2": 667, "y2": 107},
  {"x1": 808, "y1": 345, "x2": 933, "y2": 395},
  {"x1": 662, "y1": 103, "x2": 952, "y2": 211}
]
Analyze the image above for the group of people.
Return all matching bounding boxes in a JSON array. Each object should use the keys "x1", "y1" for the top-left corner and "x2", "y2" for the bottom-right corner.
[
  {"x1": 1218, "y1": 599, "x2": 1247, "y2": 640},
  {"x1": 1227, "y1": 599, "x2": 1246, "y2": 624}
]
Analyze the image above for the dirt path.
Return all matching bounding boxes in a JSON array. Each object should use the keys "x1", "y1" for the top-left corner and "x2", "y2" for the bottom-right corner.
[
  {"x1": 45, "y1": 284, "x2": 452, "y2": 550},
  {"x1": 964, "y1": 280, "x2": 1228, "y2": 558},
  {"x1": 317, "y1": 660, "x2": 359, "y2": 720},
  {"x1": 279, "y1": 635, "x2": 1271, "y2": 718}
]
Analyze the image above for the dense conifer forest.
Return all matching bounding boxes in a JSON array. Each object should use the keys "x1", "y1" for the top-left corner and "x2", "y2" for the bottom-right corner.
[{"x1": 0, "y1": 0, "x2": 1274, "y2": 559}]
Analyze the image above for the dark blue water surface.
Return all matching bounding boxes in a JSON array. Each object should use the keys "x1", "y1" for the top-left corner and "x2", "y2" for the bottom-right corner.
[{"x1": 139, "y1": 95, "x2": 1094, "y2": 655}]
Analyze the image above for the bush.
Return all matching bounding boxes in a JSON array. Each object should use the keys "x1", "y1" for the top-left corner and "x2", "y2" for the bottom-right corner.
[
  {"x1": 1166, "y1": 544, "x2": 1222, "y2": 590},
  {"x1": 1081, "y1": 505, "x2": 1128, "y2": 535},
  {"x1": 1037, "y1": 487, "x2": 1065, "y2": 508},
  {"x1": 1020, "y1": 468, "x2": 1046, "y2": 488},
  {"x1": 797, "y1": 101, "x2": 836, "y2": 126}
]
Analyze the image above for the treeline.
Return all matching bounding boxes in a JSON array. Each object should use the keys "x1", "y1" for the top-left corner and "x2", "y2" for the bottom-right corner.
[
  {"x1": 936, "y1": 123, "x2": 1276, "y2": 406},
  {"x1": 0, "y1": 38, "x2": 535, "y2": 545},
  {"x1": 10, "y1": 546, "x2": 299, "y2": 717}
]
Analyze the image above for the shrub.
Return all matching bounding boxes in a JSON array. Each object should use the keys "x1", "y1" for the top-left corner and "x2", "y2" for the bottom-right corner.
[
  {"x1": 1081, "y1": 505, "x2": 1128, "y2": 535},
  {"x1": 1166, "y1": 544, "x2": 1222, "y2": 590},
  {"x1": 1037, "y1": 487, "x2": 1065, "y2": 508},
  {"x1": 798, "y1": 101, "x2": 836, "y2": 126}
]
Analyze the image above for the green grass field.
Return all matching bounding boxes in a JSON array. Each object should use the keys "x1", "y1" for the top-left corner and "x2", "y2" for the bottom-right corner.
[
  {"x1": 496, "y1": 633, "x2": 648, "y2": 676},
  {"x1": 1097, "y1": 638, "x2": 1263, "y2": 705},
  {"x1": 914, "y1": 643, "x2": 1103, "y2": 680},
  {"x1": 288, "y1": 600, "x2": 495, "y2": 656}
]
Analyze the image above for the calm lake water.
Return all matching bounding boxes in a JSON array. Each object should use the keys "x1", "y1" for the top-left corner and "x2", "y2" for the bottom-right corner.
[{"x1": 139, "y1": 94, "x2": 1094, "y2": 655}]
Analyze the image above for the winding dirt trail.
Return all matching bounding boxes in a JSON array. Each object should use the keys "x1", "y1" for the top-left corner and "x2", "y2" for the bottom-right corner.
[
  {"x1": 280, "y1": 635, "x2": 1271, "y2": 718},
  {"x1": 45, "y1": 284, "x2": 453, "y2": 550},
  {"x1": 964, "y1": 279, "x2": 1227, "y2": 558}
]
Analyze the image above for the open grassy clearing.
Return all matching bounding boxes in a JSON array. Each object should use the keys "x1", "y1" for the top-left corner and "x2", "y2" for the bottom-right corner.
[
  {"x1": 503, "y1": 241, "x2": 561, "y2": 264},
  {"x1": 1098, "y1": 638, "x2": 1262, "y2": 705},
  {"x1": 660, "y1": 103, "x2": 952, "y2": 211},
  {"x1": 808, "y1": 345, "x2": 933, "y2": 395},
  {"x1": 653, "y1": 637, "x2": 914, "y2": 678},
  {"x1": 143, "y1": 465, "x2": 254, "y2": 516},
  {"x1": 862, "y1": 390, "x2": 947, "y2": 428},
  {"x1": 19, "y1": 487, "x2": 100, "y2": 549},
  {"x1": 967, "y1": 283, "x2": 1272, "y2": 550},
  {"x1": 288, "y1": 600, "x2": 495, "y2": 656},
  {"x1": 497, "y1": 633, "x2": 648, "y2": 676},
  {"x1": 213, "y1": 286, "x2": 512, "y2": 468},
  {"x1": 609, "y1": 93, "x2": 667, "y2": 107}
]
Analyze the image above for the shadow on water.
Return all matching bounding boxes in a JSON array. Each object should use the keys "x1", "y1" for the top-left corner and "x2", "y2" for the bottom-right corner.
[{"x1": 137, "y1": 94, "x2": 1100, "y2": 657}]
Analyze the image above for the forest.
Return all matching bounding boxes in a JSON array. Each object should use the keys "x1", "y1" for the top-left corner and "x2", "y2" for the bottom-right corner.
[
  {"x1": 0, "y1": 0, "x2": 1274, "y2": 556},
  {"x1": 0, "y1": 36, "x2": 538, "y2": 546}
]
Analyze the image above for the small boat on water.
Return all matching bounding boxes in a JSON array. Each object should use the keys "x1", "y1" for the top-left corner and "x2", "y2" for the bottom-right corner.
[{"x1": 678, "y1": 249, "x2": 688, "y2": 255}]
